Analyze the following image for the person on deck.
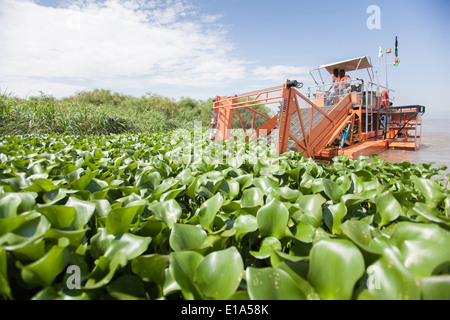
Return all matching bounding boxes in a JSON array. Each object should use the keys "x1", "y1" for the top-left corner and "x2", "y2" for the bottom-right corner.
[
  {"x1": 325, "y1": 68, "x2": 341, "y2": 106},
  {"x1": 338, "y1": 69, "x2": 351, "y2": 96}
]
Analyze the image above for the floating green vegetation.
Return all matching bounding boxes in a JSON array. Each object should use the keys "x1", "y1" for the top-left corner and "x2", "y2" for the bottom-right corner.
[{"x1": 0, "y1": 132, "x2": 449, "y2": 300}]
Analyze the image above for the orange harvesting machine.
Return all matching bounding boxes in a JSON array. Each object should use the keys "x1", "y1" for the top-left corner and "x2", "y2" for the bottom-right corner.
[{"x1": 210, "y1": 56, "x2": 425, "y2": 161}]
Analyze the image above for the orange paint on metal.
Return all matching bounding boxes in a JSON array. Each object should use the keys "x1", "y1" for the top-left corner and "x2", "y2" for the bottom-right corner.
[{"x1": 211, "y1": 80, "x2": 424, "y2": 161}]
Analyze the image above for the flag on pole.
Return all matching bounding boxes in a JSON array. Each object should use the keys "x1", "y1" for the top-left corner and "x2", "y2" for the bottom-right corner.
[
  {"x1": 394, "y1": 36, "x2": 400, "y2": 66},
  {"x1": 378, "y1": 47, "x2": 383, "y2": 61}
]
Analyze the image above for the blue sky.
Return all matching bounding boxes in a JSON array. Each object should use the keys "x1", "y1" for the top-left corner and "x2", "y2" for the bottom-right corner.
[{"x1": 0, "y1": 0, "x2": 449, "y2": 118}]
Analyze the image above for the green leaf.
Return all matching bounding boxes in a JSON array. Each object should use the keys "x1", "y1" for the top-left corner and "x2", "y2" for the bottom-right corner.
[
  {"x1": 323, "y1": 200, "x2": 347, "y2": 235},
  {"x1": 36, "y1": 205, "x2": 77, "y2": 229},
  {"x1": 412, "y1": 176, "x2": 446, "y2": 206},
  {"x1": 293, "y1": 221, "x2": 316, "y2": 243},
  {"x1": 151, "y1": 178, "x2": 180, "y2": 200},
  {"x1": 161, "y1": 187, "x2": 185, "y2": 201},
  {"x1": 0, "y1": 177, "x2": 31, "y2": 192},
  {"x1": 43, "y1": 188, "x2": 78, "y2": 205},
  {"x1": 390, "y1": 221, "x2": 450, "y2": 246},
  {"x1": 131, "y1": 254, "x2": 168, "y2": 286},
  {"x1": 91, "y1": 199, "x2": 112, "y2": 219},
  {"x1": 252, "y1": 176, "x2": 278, "y2": 193},
  {"x1": 107, "y1": 275, "x2": 146, "y2": 300},
  {"x1": 227, "y1": 290, "x2": 250, "y2": 300},
  {"x1": 169, "y1": 224, "x2": 207, "y2": 252},
  {"x1": 241, "y1": 187, "x2": 265, "y2": 208},
  {"x1": 218, "y1": 180, "x2": 240, "y2": 200},
  {"x1": 106, "y1": 205, "x2": 144, "y2": 236},
  {"x1": 235, "y1": 174, "x2": 253, "y2": 191},
  {"x1": 0, "y1": 248, "x2": 12, "y2": 299},
  {"x1": 390, "y1": 222, "x2": 450, "y2": 277},
  {"x1": 45, "y1": 228, "x2": 88, "y2": 249},
  {"x1": 0, "y1": 212, "x2": 50, "y2": 250},
  {"x1": 295, "y1": 194, "x2": 326, "y2": 228},
  {"x1": 411, "y1": 202, "x2": 450, "y2": 226},
  {"x1": 149, "y1": 199, "x2": 182, "y2": 229},
  {"x1": 308, "y1": 239, "x2": 365, "y2": 300},
  {"x1": 375, "y1": 191, "x2": 402, "y2": 228},
  {"x1": 277, "y1": 263, "x2": 320, "y2": 300},
  {"x1": 136, "y1": 171, "x2": 161, "y2": 190},
  {"x1": 21, "y1": 237, "x2": 70, "y2": 287},
  {"x1": 10, "y1": 239, "x2": 46, "y2": 261},
  {"x1": 86, "y1": 178, "x2": 108, "y2": 193},
  {"x1": 169, "y1": 250, "x2": 204, "y2": 300},
  {"x1": 65, "y1": 197, "x2": 96, "y2": 230},
  {"x1": 90, "y1": 227, "x2": 115, "y2": 259},
  {"x1": 323, "y1": 178, "x2": 343, "y2": 203},
  {"x1": 336, "y1": 174, "x2": 352, "y2": 194},
  {"x1": 399, "y1": 239, "x2": 450, "y2": 278},
  {"x1": 420, "y1": 276, "x2": 450, "y2": 300},
  {"x1": 246, "y1": 267, "x2": 306, "y2": 300},
  {"x1": 186, "y1": 176, "x2": 201, "y2": 199},
  {"x1": 198, "y1": 193, "x2": 223, "y2": 232},
  {"x1": 163, "y1": 268, "x2": 181, "y2": 296},
  {"x1": 250, "y1": 236, "x2": 281, "y2": 259},
  {"x1": 339, "y1": 220, "x2": 381, "y2": 255},
  {"x1": 91, "y1": 228, "x2": 151, "y2": 262},
  {"x1": 0, "y1": 192, "x2": 36, "y2": 218},
  {"x1": 194, "y1": 247, "x2": 244, "y2": 300},
  {"x1": 84, "y1": 254, "x2": 126, "y2": 289},
  {"x1": 24, "y1": 179, "x2": 59, "y2": 193},
  {"x1": 104, "y1": 233, "x2": 151, "y2": 261},
  {"x1": 68, "y1": 172, "x2": 94, "y2": 190},
  {"x1": 363, "y1": 241, "x2": 421, "y2": 300},
  {"x1": 271, "y1": 187, "x2": 302, "y2": 202},
  {"x1": 0, "y1": 213, "x2": 31, "y2": 237},
  {"x1": 0, "y1": 193, "x2": 22, "y2": 218},
  {"x1": 256, "y1": 199, "x2": 289, "y2": 239},
  {"x1": 233, "y1": 214, "x2": 258, "y2": 242}
]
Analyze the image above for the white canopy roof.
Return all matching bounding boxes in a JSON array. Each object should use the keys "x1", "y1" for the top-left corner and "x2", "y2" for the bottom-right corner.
[{"x1": 318, "y1": 56, "x2": 373, "y2": 74}]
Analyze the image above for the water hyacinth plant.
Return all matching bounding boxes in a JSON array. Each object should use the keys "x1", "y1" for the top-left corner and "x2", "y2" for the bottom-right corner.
[{"x1": 0, "y1": 129, "x2": 449, "y2": 300}]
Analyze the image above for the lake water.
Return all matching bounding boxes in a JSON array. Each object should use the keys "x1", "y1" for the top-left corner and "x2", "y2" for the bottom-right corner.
[{"x1": 377, "y1": 117, "x2": 450, "y2": 177}]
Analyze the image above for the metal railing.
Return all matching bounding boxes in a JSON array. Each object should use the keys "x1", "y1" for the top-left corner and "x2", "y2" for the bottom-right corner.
[{"x1": 306, "y1": 80, "x2": 395, "y2": 135}]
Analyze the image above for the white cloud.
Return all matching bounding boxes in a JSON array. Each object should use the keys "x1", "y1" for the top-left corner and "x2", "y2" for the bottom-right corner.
[
  {"x1": 252, "y1": 65, "x2": 310, "y2": 82},
  {"x1": 0, "y1": 0, "x2": 314, "y2": 100},
  {"x1": 0, "y1": 0, "x2": 247, "y2": 98},
  {"x1": 1, "y1": 77, "x2": 86, "y2": 99}
]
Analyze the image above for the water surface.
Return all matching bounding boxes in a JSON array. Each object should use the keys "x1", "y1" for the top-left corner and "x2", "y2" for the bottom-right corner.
[{"x1": 377, "y1": 117, "x2": 450, "y2": 177}]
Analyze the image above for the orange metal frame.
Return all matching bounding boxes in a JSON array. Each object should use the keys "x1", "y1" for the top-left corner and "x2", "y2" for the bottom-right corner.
[
  {"x1": 385, "y1": 106, "x2": 424, "y2": 151},
  {"x1": 211, "y1": 80, "x2": 424, "y2": 160},
  {"x1": 213, "y1": 87, "x2": 281, "y2": 141},
  {"x1": 212, "y1": 80, "x2": 355, "y2": 158}
]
